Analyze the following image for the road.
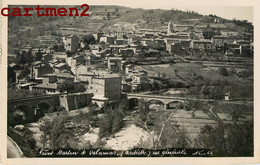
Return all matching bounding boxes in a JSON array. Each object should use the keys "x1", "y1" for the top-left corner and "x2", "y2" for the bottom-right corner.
[
  {"x1": 7, "y1": 136, "x2": 24, "y2": 158},
  {"x1": 208, "y1": 105, "x2": 221, "y2": 121}
]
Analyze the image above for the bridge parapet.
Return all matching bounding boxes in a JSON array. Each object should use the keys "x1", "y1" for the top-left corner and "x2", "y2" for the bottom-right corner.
[{"x1": 126, "y1": 93, "x2": 185, "y2": 110}]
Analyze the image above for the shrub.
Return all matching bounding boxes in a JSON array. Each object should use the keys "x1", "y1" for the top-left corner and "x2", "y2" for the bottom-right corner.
[
  {"x1": 99, "y1": 115, "x2": 112, "y2": 137},
  {"x1": 195, "y1": 121, "x2": 253, "y2": 156},
  {"x1": 98, "y1": 107, "x2": 124, "y2": 138},
  {"x1": 219, "y1": 66, "x2": 229, "y2": 76}
]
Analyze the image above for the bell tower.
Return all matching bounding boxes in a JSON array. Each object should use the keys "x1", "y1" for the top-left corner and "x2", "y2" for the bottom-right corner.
[{"x1": 167, "y1": 20, "x2": 174, "y2": 35}]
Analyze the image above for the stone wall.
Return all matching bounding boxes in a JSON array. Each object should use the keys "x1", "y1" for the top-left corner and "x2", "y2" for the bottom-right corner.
[{"x1": 65, "y1": 93, "x2": 93, "y2": 111}]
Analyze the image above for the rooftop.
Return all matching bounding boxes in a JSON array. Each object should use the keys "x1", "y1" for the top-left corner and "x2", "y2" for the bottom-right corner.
[
  {"x1": 56, "y1": 73, "x2": 75, "y2": 78},
  {"x1": 94, "y1": 73, "x2": 121, "y2": 79},
  {"x1": 19, "y1": 82, "x2": 37, "y2": 87},
  {"x1": 54, "y1": 63, "x2": 67, "y2": 68},
  {"x1": 92, "y1": 95, "x2": 109, "y2": 101},
  {"x1": 108, "y1": 57, "x2": 122, "y2": 60},
  {"x1": 9, "y1": 63, "x2": 18, "y2": 68},
  {"x1": 43, "y1": 73, "x2": 74, "y2": 78},
  {"x1": 193, "y1": 40, "x2": 211, "y2": 43},
  {"x1": 33, "y1": 61, "x2": 42, "y2": 65},
  {"x1": 34, "y1": 83, "x2": 57, "y2": 89},
  {"x1": 79, "y1": 72, "x2": 95, "y2": 76}
]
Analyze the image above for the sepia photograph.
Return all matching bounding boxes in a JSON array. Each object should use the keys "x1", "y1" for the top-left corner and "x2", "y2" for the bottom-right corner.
[{"x1": 1, "y1": 0, "x2": 259, "y2": 164}]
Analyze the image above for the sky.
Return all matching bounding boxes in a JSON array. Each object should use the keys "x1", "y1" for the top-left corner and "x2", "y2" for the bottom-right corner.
[
  {"x1": 170, "y1": 6, "x2": 253, "y2": 23},
  {"x1": 5, "y1": 0, "x2": 255, "y2": 23},
  {"x1": 88, "y1": 1, "x2": 254, "y2": 23}
]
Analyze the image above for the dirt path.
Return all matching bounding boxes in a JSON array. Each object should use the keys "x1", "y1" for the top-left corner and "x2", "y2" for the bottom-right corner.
[{"x1": 208, "y1": 105, "x2": 221, "y2": 121}]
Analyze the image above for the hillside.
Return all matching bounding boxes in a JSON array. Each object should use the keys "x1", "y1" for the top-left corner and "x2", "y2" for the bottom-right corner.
[{"x1": 8, "y1": 5, "x2": 253, "y2": 53}]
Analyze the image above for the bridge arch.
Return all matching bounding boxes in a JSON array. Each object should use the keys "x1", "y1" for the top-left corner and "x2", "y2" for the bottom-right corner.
[
  {"x1": 147, "y1": 99, "x2": 165, "y2": 111},
  {"x1": 14, "y1": 105, "x2": 35, "y2": 123},
  {"x1": 35, "y1": 102, "x2": 51, "y2": 119},
  {"x1": 128, "y1": 98, "x2": 139, "y2": 110},
  {"x1": 166, "y1": 101, "x2": 184, "y2": 110}
]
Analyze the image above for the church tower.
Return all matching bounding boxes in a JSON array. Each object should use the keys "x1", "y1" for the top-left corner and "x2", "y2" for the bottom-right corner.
[{"x1": 167, "y1": 20, "x2": 174, "y2": 35}]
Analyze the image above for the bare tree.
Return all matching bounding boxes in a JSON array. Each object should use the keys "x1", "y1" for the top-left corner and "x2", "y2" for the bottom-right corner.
[{"x1": 134, "y1": 100, "x2": 188, "y2": 149}]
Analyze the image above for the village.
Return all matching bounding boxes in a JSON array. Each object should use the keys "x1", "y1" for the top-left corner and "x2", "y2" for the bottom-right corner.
[
  {"x1": 7, "y1": 6, "x2": 254, "y2": 157},
  {"x1": 8, "y1": 18, "x2": 253, "y2": 102}
]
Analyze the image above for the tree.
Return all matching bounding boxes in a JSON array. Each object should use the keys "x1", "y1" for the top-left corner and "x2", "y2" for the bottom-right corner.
[
  {"x1": 66, "y1": 51, "x2": 72, "y2": 57},
  {"x1": 53, "y1": 44, "x2": 64, "y2": 52},
  {"x1": 34, "y1": 48, "x2": 43, "y2": 61},
  {"x1": 19, "y1": 52, "x2": 27, "y2": 67},
  {"x1": 26, "y1": 49, "x2": 33, "y2": 65},
  {"x1": 107, "y1": 12, "x2": 111, "y2": 20},
  {"x1": 82, "y1": 34, "x2": 96, "y2": 45},
  {"x1": 8, "y1": 66, "x2": 16, "y2": 84},
  {"x1": 152, "y1": 81, "x2": 160, "y2": 91},
  {"x1": 219, "y1": 66, "x2": 229, "y2": 76},
  {"x1": 53, "y1": 44, "x2": 59, "y2": 51},
  {"x1": 57, "y1": 79, "x2": 75, "y2": 95},
  {"x1": 203, "y1": 31, "x2": 216, "y2": 39},
  {"x1": 99, "y1": 106, "x2": 124, "y2": 137},
  {"x1": 138, "y1": 99, "x2": 149, "y2": 122},
  {"x1": 202, "y1": 25, "x2": 216, "y2": 39},
  {"x1": 58, "y1": 80, "x2": 86, "y2": 95},
  {"x1": 99, "y1": 114, "x2": 112, "y2": 137},
  {"x1": 202, "y1": 86, "x2": 210, "y2": 99},
  {"x1": 100, "y1": 41, "x2": 106, "y2": 47},
  {"x1": 230, "y1": 68, "x2": 237, "y2": 76},
  {"x1": 195, "y1": 121, "x2": 253, "y2": 156},
  {"x1": 18, "y1": 67, "x2": 30, "y2": 79},
  {"x1": 185, "y1": 100, "x2": 203, "y2": 111},
  {"x1": 74, "y1": 83, "x2": 86, "y2": 93},
  {"x1": 40, "y1": 115, "x2": 68, "y2": 149},
  {"x1": 18, "y1": 50, "x2": 33, "y2": 66}
]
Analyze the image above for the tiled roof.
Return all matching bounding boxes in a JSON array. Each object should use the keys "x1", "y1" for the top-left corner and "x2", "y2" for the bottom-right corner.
[
  {"x1": 34, "y1": 83, "x2": 57, "y2": 89},
  {"x1": 55, "y1": 63, "x2": 67, "y2": 68}
]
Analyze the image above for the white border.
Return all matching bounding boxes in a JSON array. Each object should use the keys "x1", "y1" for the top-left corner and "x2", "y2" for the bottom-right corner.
[{"x1": 1, "y1": 0, "x2": 259, "y2": 164}]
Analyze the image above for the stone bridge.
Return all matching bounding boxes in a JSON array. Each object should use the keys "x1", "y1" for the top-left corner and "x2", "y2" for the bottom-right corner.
[
  {"x1": 8, "y1": 93, "x2": 93, "y2": 125},
  {"x1": 125, "y1": 93, "x2": 186, "y2": 110}
]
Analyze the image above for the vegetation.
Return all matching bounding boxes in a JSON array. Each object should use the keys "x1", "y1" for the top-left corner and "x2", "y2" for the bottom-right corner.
[
  {"x1": 34, "y1": 48, "x2": 43, "y2": 61},
  {"x1": 39, "y1": 100, "x2": 126, "y2": 150},
  {"x1": 52, "y1": 44, "x2": 65, "y2": 52},
  {"x1": 18, "y1": 67, "x2": 30, "y2": 79},
  {"x1": 99, "y1": 104, "x2": 125, "y2": 137},
  {"x1": 219, "y1": 66, "x2": 229, "y2": 76},
  {"x1": 8, "y1": 66, "x2": 16, "y2": 84},
  {"x1": 8, "y1": 127, "x2": 37, "y2": 157},
  {"x1": 195, "y1": 120, "x2": 253, "y2": 156},
  {"x1": 16, "y1": 50, "x2": 34, "y2": 66},
  {"x1": 8, "y1": 88, "x2": 46, "y2": 99},
  {"x1": 134, "y1": 99, "x2": 190, "y2": 149},
  {"x1": 57, "y1": 79, "x2": 86, "y2": 94},
  {"x1": 6, "y1": 5, "x2": 254, "y2": 157},
  {"x1": 232, "y1": 19, "x2": 253, "y2": 31},
  {"x1": 202, "y1": 25, "x2": 221, "y2": 39},
  {"x1": 40, "y1": 115, "x2": 69, "y2": 149},
  {"x1": 39, "y1": 109, "x2": 100, "y2": 150},
  {"x1": 82, "y1": 34, "x2": 96, "y2": 45}
]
